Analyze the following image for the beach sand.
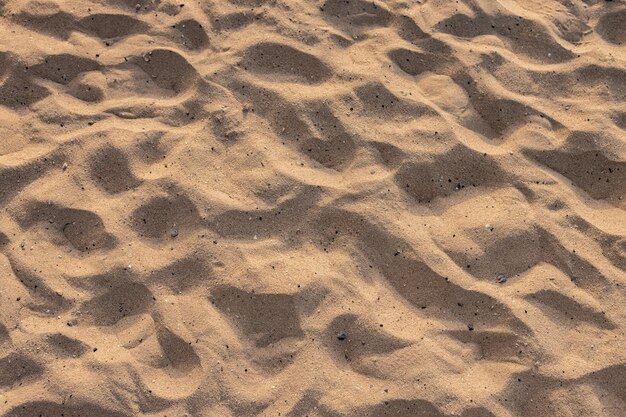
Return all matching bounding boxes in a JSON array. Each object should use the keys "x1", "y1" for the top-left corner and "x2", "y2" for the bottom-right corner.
[{"x1": 0, "y1": 0, "x2": 625, "y2": 415}]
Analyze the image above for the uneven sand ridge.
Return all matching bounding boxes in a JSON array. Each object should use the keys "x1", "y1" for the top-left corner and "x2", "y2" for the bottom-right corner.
[{"x1": 0, "y1": 0, "x2": 625, "y2": 416}]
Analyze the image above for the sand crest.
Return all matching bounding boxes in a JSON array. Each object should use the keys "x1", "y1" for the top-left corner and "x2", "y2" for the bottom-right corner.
[{"x1": 0, "y1": 0, "x2": 625, "y2": 416}]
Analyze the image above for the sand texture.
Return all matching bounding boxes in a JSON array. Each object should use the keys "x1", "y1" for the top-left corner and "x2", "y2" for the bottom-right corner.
[{"x1": 0, "y1": 0, "x2": 625, "y2": 415}]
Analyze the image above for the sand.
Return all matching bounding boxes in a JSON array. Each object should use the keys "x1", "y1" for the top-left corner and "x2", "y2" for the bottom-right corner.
[{"x1": 0, "y1": 0, "x2": 625, "y2": 416}]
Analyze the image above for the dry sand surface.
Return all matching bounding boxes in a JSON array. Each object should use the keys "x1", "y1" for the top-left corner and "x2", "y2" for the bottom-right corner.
[{"x1": 0, "y1": 0, "x2": 625, "y2": 415}]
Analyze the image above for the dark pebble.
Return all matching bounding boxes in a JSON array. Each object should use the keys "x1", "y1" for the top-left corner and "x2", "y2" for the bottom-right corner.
[
  {"x1": 337, "y1": 333, "x2": 346, "y2": 341},
  {"x1": 171, "y1": 229, "x2": 179, "y2": 238}
]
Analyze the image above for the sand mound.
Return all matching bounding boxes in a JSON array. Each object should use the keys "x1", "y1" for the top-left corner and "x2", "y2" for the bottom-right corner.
[{"x1": 0, "y1": 0, "x2": 625, "y2": 416}]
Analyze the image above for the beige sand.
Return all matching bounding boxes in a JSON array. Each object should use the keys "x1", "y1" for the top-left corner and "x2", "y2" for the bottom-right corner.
[{"x1": 0, "y1": 0, "x2": 625, "y2": 415}]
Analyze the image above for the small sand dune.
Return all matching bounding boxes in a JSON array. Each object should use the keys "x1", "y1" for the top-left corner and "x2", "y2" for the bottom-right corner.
[{"x1": 0, "y1": 0, "x2": 625, "y2": 416}]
